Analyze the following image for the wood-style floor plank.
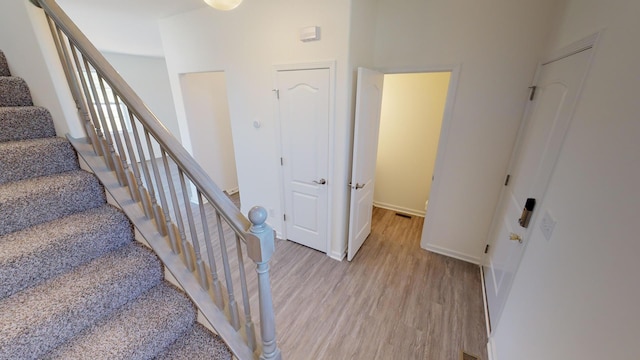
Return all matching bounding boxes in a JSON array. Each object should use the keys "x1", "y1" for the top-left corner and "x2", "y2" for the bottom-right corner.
[{"x1": 267, "y1": 206, "x2": 487, "y2": 360}]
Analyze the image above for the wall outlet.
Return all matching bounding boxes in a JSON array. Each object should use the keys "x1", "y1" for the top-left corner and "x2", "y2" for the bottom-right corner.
[{"x1": 540, "y1": 210, "x2": 556, "y2": 241}]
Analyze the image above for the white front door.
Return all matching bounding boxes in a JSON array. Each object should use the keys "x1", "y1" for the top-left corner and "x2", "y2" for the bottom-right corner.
[
  {"x1": 276, "y1": 67, "x2": 330, "y2": 253},
  {"x1": 347, "y1": 68, "x2": 384, "y2": 261},
  {"x1": 484, "y1": 47, "x2": 593, "y2": 330}
]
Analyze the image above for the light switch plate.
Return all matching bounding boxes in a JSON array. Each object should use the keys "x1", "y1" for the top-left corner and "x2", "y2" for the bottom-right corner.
[{"x1": 540, "y1": 210, "x2": 556, "y2": 241}]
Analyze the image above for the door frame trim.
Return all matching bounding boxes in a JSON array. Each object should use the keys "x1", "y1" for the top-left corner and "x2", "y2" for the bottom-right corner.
[
  {"x1": 378, "y1": 64, "x2": 463, "y2": 260},
  {"x1": 272, "y1": 61, "x2": 336, "y2": 254}
]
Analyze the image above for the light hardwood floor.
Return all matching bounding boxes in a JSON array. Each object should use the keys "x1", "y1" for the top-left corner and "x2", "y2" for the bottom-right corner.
[{"x1": 265, "y1": 206, "x2": 487, "y2": 360}]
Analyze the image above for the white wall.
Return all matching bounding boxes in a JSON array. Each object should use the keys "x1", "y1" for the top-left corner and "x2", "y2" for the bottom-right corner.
[
  {"x1": 0, "y1": 0, "x2": 82, "y2": 138},
  {"x1": 373, "y1": 0, "x2": 563, "y2": 263},
  {"x1": 180, "y1": 72, "x2": 238, "y2": 193},
  {"x1": 374, "y1": 72, "x2": 450, "y2": 217},
  {"x1": 158, "y1": 0, "x2": 352, "y2": 256},
  {"x1": 102, "y1": 52, "x2": 180, "y2": 138},
  {"x1": 491, "y1": 0, "x2": 640, "y2": 359}
]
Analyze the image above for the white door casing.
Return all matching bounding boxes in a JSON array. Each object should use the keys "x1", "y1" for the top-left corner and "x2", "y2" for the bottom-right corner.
[
  {"x1": 276, "y1": 67, "x2": 330, "y2": 253},
  {"x1": 484, "y1": 46, "x2": 594, "y2": 331},
  {"x1": 347, "y1": 68, "x2": 384, "y2": 261}
]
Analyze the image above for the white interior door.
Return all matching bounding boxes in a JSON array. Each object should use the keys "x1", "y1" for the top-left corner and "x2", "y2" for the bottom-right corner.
[
  {"x1": 277, "y1": 67, "x2": 330, "y2": 253},
  {"x1": 484, "y1": 47, "x2": 593, "y2": 330},
  {"x1": 347, "y1": 68, "x2": 384, "y2": 261}
]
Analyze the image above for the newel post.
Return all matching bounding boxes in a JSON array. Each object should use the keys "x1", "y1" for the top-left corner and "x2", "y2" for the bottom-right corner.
[{"x1": 247, "y1": 207, "x2": 282, "y2": 360}]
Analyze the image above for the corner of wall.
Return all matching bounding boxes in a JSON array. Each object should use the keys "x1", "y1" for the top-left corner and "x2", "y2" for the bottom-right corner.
[{"x1": 24, "y1": 2, "x2": 84, "y2": 138}]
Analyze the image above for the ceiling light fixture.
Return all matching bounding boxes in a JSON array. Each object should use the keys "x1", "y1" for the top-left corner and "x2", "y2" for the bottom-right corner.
[{"x1": 204, "y1": 0, "x2": 243, "y2": 11}]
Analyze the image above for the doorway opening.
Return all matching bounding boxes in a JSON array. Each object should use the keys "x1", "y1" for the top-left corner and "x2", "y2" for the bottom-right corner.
[
  {"x1": 347, "y1": 69, "x2": 454, "y2": 261},
  {"x1": 179, "y1": 71, "x2": 239, "y2": 197},
  {"x1": 373, "y1": 72, "x2": 451, "y2": 219}
]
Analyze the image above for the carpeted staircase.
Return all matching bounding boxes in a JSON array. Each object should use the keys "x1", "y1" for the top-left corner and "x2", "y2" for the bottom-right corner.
[{"x1": 0, "y1": 50, "x2": 231, "y2": 360}]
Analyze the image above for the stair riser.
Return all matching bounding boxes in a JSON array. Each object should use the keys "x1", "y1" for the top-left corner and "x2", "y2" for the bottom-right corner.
[
  {"x1": 47, "y1": 284, "x2": 196, "y2": 360},
  {"x1": 0, "y1": 138, "x2": 79, "y2": 185},
  {"x1": 0, "y1": 171, "x2": 106, "y2": 236},
  {"x1": 0, "y1": 205, "x2": 133, "y2": 299},
  {"x1": 0, "y1": 106, "x2": 56, "y2": 142},
  {"x1": 156, "y1": 324, "x2": 232, "y2": 360},
  {"x1": 0, "y1": 77, "x2": 33, "y2": 107}
]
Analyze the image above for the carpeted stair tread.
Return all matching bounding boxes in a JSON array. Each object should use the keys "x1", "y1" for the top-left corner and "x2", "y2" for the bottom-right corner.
[
  {"x1": 0, "y1": 106, "x2": 56, "y2": 142},
  {"x1": 0, "y1": 137, "x2": 79, "y2": 184},
  {"x1": 0, "y1": 51, "x2": 9, "y2": 76},
  {"x1": 0, "y1": 170, "x2": 105, "y2": 236},
  {"x1": 0, "y1": 77, "x2": 33, "y2": 107},
  {"x1": 46, "y1": 283, "x2": 196, "y2": 360},
  {"x1": 156, "y1": 323, "x2": 232, "y2": 360},
  {"x1": 0, "y1": 205, "x2": 133, "y2": 299},
  {"x1": 0, "y1": 243, "x2": 163, "y2": 360}
]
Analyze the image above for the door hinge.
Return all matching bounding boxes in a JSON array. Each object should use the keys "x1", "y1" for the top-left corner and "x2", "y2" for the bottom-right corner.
[
  {"x1": 528, "y1": 86, "x2": 537, "y2": 101},
  {"x1": 504, "y1": 174, "x2": 511, "y2": 186},
  {"x1": 280, "y1": 157, "x2": 283, "y2": 166},
  {"x1": 283, "y1": 214, "x2": 287, "y2": 221},
  {"x1": 272, "y1": 88, "x2": 280, "y2": 99},
  {"x1": 484, "y1": 244, "x2": 490, "y2": 254}
]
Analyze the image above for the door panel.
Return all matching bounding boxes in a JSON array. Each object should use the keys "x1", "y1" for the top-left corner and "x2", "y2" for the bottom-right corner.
[
  {"x1": 484, "y1": 48, "x2": 593, "y2": 331},
  {"x1": 347, "y1": 68, "x2": 384, "y2": 261},
  {"x1": 352, "y1": 183, "x2": 375, "y2": 244},
  {"x1": 277, "y1": 68, "x2": 329, "y2": 252},
  {"x1": 292, "y1": 191, "x2": 319, "y2": 231}
]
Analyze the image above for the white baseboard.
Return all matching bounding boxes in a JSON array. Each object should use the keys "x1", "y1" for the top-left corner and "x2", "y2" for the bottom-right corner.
[
  {"x1": 373, "y1": 201, "x2": 425, "y2": 217},
  {"x1": 482, "y1": 265, "x2": 497, "y2": 360},
  {"x1": 487, "y1": 336, "x2": 497, "y2": 360},
  {"x1": 225, "y1": 187, "x2": 239, "y2": 195},
  {"x1": 189, "y1": 187, "x2": 239, "y2": 204},
  {"x1": 329, "y1": 247, "x2": 346, "y2": 261},
  {"x1": 423, "y1": 243, "x2": 481, "y2": 264},
  {"x1": 480, "y1": 266, "x2": 491, "y2": 337}
]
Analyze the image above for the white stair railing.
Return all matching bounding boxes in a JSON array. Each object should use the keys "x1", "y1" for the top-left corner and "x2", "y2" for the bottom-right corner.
[{"x1": 31, "y1": 1, "x2": 281, "y2": 359}]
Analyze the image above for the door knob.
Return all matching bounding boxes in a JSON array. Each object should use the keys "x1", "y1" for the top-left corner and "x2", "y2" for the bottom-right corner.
[
  {"x1": 313, "y1": 178, "x2": 327, "y2": 185},
  {"x1": 348, "y1": 182, "x2": 365, "y2": 190},
  {"x1": 509, "y1": 232, "x2": 522, "y2": 244}
]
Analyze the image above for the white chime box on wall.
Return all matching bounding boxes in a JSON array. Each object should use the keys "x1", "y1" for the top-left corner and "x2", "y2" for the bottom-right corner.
[{"x1": 299, "y1": 26, "x2": 320, "y2": 42}]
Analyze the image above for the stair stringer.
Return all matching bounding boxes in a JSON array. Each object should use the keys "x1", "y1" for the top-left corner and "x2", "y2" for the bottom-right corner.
[{"x1": 70, "y1": 135, "x2": 257, "y2": 360}]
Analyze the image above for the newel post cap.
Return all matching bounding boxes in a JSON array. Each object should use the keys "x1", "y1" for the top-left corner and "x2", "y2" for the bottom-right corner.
[{"x1": 247, "y1": 206, "x2": 275, "y2": 263}]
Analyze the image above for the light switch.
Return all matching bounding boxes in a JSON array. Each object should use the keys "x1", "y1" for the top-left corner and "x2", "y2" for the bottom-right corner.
[{"x1": 540, "y1": 210, "x2": 556, "y2": 241}]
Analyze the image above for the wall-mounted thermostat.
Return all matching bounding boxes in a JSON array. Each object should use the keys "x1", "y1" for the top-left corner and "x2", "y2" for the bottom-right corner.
[{"x1": 300, "y1": 26, "x2": 320, "y2": 42}]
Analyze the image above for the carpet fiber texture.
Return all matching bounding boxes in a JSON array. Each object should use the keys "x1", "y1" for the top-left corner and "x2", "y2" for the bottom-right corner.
[{"x1": 0, "y1": 49, "x2": 231, "y2": 359}]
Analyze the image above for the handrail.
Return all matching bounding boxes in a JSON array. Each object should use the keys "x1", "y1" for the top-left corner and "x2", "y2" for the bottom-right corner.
[
  {"x1": 32, "y1": 1, "x2": 281, "y2": 359},
  {"x1": 37, "y1": 0, "x2": 250, "y2": 238}
]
